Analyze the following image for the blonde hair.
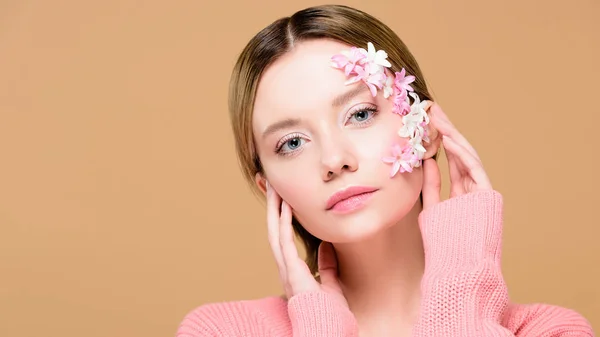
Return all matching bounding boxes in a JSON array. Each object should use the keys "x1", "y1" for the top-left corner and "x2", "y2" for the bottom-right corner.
[{"x1": 229, "y1": 4, "x2": 434, "y2": 275}]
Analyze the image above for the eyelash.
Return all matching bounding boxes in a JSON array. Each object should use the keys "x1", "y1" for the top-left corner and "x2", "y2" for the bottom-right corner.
[
  {"x1": 275, "y1": 132, "x2": 305, "y2": 156},
  {"x1": 345, "y1": 104, "x2": 379, "y2": 126},
  {"x1": 274, "y1": 104, "x2": 379, "y2": 156}
]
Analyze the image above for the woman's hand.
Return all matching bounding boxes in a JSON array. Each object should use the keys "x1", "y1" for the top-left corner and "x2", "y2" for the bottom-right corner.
[
  {"x1": 266, "y1": 182, "x2": 349, "y2": 308},
  {"x1": 421, "y1": 102, "x2": 493, "y2": 210}
]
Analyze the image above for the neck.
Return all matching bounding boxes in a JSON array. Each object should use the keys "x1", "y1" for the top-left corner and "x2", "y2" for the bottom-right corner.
[{"x1": 333, "y1": 198, "x2": 425, "y2": 325}]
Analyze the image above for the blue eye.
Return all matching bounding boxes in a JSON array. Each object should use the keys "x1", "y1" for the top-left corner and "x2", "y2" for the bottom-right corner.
[
  {"x1": 347, "y1": 106, "x2": 378, "y2": 125},
  {"x1": 276, "y1": 133, "x2": 306, "y2": 155},
  {"x1": 352, "y1": 109, "x2": 372, "y2": 121},
  {"x1": 282, "y1": 137, "x2": 303, "y2": 151}
]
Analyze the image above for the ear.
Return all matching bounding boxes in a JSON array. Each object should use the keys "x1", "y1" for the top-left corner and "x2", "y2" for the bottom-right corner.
[
  {"x1": 255, "y1": 172, "x2": 268, "y2": 196},
  {"x1": 422, "y1": 101, "x2": 442, "y2": 160}
]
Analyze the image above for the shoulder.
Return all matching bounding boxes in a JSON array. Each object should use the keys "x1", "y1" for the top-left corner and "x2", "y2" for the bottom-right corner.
[
  {"x1": 176, "y1": 295, "x2": 290, "y2": 337},
  {"x1": 503, "y1": 302, "x2": 594, "y2": 336}
]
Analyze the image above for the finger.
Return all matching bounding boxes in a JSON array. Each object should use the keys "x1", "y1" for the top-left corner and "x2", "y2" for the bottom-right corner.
[
  {"x1": 443, "y1": 136, "x2": 492, "y2": 190},
  {"x1": 317, "y1": 241, "x2": 340, "y2": 287},
  {"x1": 421, "y1": 158, "x2": 441, "y2": 210},
  {"x1": 266, "y1": 182, "x2": 286, "y2": 277},
  {"x1": 429, "y1": 104, "x2": 481, "y2": 162},
  {"x1": 279, "y1": 199, "x2": 296, "y2": 265},
  {"x1": 430, "y1": 108, "x2": 478, "y2": 160},
  {"x1": 279, "y1": 200, "x2": 308, "y2": 289},
  {"x1": 442, "y1": 138, "x2": 465, "y2": 197}
]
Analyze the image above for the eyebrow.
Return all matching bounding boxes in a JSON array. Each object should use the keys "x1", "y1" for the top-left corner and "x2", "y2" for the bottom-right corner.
[
  {"x1": 331, "y1": 84, "x2": 370, "y2": 108},
  {"x1": 262, "y1": 118, "x2": 301, "y2": 140}
]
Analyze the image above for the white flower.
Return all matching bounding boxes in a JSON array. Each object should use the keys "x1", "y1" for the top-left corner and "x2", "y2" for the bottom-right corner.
[
  {"x1": 409, "y1": 134, "x2": 427, "y2": 155},
  {"x1": 383, "y1": 74, "x2": 394, "y2": 99},
  {"x1": 399, "y1": 117, "x2": 417, "y2": 138},
  {"x1": 366, "y1": 42, "x2": 392, "y2": 69},
  {"x1": 409, "y1": 92, "x2": 428, "y2": 118}
]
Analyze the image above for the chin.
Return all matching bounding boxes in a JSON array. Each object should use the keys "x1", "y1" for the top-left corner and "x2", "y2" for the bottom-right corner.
[
  {"x1": 303, "y1": 207, "x2": 396, "y2": 243},
  {"x1": 341, "y1": 209, "x2": 398, "y2": 241}
]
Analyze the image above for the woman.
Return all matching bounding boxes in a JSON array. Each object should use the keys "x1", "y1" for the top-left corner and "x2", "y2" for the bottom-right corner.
[{"x1": 177, "y1": 4, "x2": 594, "y2": 336}]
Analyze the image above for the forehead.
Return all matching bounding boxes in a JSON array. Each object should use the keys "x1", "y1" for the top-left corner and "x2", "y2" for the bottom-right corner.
[{"x1": 253, "y1": 39, "x2": 352, "y2": 122}]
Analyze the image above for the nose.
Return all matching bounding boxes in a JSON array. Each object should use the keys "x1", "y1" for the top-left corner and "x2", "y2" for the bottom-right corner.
[{"x1": 320, "y1": 138, "x2": 358, "y2": 181}]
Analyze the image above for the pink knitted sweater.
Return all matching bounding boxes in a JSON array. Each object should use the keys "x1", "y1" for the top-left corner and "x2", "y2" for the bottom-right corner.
[{"x1": 176, "y1": 190, "x2": 594, "y2": 336}]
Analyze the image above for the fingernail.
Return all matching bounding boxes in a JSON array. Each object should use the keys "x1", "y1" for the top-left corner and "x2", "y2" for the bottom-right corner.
[{"x1": 266, "y1": 181, "x2": 271, "y2": 194}]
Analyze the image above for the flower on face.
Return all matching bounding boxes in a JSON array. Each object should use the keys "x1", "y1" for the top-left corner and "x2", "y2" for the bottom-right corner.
[
  {"x1": 390, "y1": 69, "x2": 416, "y2": 116},
  {"x1": 365, "y1": 71, "x2": 386, "y2": 97},
  {"x1": 409, "y1": 133, "x2": 427, "y2": 156},
  {"x1": 392, "y1": 88, "x2": 411, "y2": 116},
  {"x1": 365, "y1": 42, "x2": 392, "y2": 71},
  {"x1": 344, "y1": 64, "x2": 366, "y2": 85},
  {"x1": 382, "y1": 143, "x2": 419, "y2": 177},
  {"x1": 394, "y1": 68, "x2": 415, "y2": 93},
  {"x1": 410, "y1": 91, "x2": 429, "y2": 117},
  {"x1": 331, "y1": 46, "x2": 366, "y2": 75},
  {"x1": 383, "y1": 74, "x2": 394, "y2": 99},
  {"x1": 331, "y1": 42, "x2": 431, "y2": 176},
  {"x1": 332, "y1": 43, "x2": 391, "y2": 97},
  {"x1": 399, "y1": 92, "x2": 429, "y2": 140}
]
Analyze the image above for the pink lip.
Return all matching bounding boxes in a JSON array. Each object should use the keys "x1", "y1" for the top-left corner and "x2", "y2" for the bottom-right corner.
[{"x1": 325, "y1": 186, "x2": 379, "y2": 213}]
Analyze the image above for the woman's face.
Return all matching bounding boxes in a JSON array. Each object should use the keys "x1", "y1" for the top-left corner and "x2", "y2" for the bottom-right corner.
[{"x1": 252, "y1": 39, "x2": 427, "y2": 243}]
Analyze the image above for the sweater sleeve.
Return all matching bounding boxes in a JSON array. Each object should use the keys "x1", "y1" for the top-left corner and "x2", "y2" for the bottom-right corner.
[
  {"x1": 412, "y1": 190, "x2": 594, "y2": 336},
  {"x1": 287, "y1": 291, "x2": 359, "y2": 337},
  {"x1": 176, "y1": 301, "x2": 258, "y2": 337},
  {"x1": 176, "y1": 293, "x2": 358, "y2": 337},
  {"x1": 502, "y1": 303, "x2": 594, "y2": 336}
]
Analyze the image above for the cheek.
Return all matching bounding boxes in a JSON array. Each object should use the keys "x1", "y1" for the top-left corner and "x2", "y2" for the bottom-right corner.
[
  {"x1": 379, "y1": 109, "x2": 407, "y2": 142},
  {"x1": 266, "y1": 171, "x2": 315, "y2": 212},
  {"x1": 356, "y1": 112, "x2": 408, "y2": 163}
]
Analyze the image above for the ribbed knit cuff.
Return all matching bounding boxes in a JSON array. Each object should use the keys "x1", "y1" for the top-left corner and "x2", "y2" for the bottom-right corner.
[
  {"x1": 287, "y1": 291, "x2": 358, "y2": 337},
  {"x1": 418, "y1": 190, "x2": 504, "y2": 275}
]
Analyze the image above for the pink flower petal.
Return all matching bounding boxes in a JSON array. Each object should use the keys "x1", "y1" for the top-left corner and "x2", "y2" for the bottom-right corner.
[
  {"x1": 344, "y1": 63, "x2": 354, "y2": 75},
  {"x1": 394, "y1": 69, "x2": 416, "y2": 92},
  {"x1": 354, "y1": 65, "x2": 365, "y2": 76},
  {"x1": 400, "y1": 161, "x2": 413, "y2": 173},
  {"x1": 331, "y1": 55, "x2": 348, "y2": 69},
  {"x1": 366, "y1": 82, "x2": 378, "y2": 97},
  {"x1": 391, "y1": 161, "x2": 401, "y2": 177}
]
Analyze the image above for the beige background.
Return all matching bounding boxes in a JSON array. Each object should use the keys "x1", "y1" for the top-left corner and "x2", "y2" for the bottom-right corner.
[{"x1": 1, "y1": 0, "x2": 598, "y2": 336}]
